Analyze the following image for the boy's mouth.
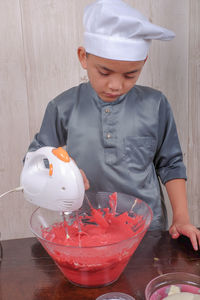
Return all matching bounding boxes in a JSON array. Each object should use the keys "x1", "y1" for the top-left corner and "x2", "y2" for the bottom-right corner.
[{"x1": 104, "y1": 93, "x2": 121, "y2": 99}]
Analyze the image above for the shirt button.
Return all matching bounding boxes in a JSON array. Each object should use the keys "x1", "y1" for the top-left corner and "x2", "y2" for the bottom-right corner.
[
  {"x1": 106, "y1": 133, "x2": 111, "y2": 139},
  {"x1": 105, "y1": 108, "x2": 110, "y2": 113}
]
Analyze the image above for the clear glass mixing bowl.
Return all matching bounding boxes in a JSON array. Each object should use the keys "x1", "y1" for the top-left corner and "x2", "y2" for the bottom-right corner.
[{"x1": 30, "y1": 191, "x2": 152, "y2": 288}]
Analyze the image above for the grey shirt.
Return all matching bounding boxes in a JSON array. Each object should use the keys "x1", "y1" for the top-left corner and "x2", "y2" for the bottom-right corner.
[{"x1": 28, "y1": 82, "x2": 187, "y2": 230}]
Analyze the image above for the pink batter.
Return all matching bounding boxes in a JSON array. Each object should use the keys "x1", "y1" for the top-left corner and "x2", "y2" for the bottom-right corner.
[{"x1": 41, "y1": 193, "x2": 147, "y2": 287}]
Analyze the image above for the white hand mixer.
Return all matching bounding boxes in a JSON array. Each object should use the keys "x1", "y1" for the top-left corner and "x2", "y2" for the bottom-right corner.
[{"x1": 0, "y1": 147, "x2": 85, "y2": 212}]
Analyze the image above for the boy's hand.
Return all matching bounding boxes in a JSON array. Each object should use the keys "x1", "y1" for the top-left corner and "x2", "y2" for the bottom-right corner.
[
  {"x1": 169, "y1": 221, "x2": 200, "y2": 251},
  {"x1": 80, "y1": 169, "x2": 90, "y2": 190},
  {"x1": 70, "y1": 157, "x2": 90, "y2": 190}
]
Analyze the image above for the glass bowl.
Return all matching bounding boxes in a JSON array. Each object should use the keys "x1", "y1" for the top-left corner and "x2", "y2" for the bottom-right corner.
[
  {"x1": 96, "y1": 292, "x2": 135, "y2": 299},
  {"x1": 145, "y1": 272, "x2": 200, "y2": 300},
  {"x1": 30, "y1": 191, "x2": 152, "y2": 288}
]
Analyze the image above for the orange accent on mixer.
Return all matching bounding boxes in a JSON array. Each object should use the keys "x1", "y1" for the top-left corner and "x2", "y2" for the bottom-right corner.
[
  {"x1": 49, "y1": 163, "x2": 53, "y2": 176},
  {"x1": 52, "y1": 147, "x2": 70, "y2": 162}
]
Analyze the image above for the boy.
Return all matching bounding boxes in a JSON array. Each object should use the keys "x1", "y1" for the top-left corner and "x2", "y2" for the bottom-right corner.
[{"x1": 27, "y1": 0, "x2": 200, "y2": 249}]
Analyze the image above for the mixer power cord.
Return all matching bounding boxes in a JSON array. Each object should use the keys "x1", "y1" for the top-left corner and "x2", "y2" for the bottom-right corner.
[{"x1": 0, "y1": 187, "x2": 23, "y2": 199}]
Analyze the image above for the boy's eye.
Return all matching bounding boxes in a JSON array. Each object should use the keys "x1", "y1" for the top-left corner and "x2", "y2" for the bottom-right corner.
[
  {"x1": 125, "y1": 72, "x2": 138, "y2": 79},
  {"x1": 99, "y1": 71, "x2": 109, "y2": 76},
  {"x1": 125, "y1": 75, "x2": 136, "y2": 79}
]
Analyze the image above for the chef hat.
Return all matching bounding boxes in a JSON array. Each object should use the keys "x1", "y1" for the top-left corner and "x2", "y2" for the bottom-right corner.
[{"x1": 83, "y1": 0, "x2": 175, "y2": 61}]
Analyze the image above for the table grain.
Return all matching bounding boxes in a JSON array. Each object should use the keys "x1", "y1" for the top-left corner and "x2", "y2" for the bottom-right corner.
[{"x1": 0, "y1": 231, "x2": 200, "y2": 300}]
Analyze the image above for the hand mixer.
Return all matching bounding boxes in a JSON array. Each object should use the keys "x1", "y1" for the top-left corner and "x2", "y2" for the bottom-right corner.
[{"x1": 0, "y1": 147, "x2": 85, "y2": 212}]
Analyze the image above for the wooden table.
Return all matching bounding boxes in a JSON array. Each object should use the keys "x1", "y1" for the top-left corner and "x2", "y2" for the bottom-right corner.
[{"x1": 0, "y1": 231, "x2": 200, "y2": 300}]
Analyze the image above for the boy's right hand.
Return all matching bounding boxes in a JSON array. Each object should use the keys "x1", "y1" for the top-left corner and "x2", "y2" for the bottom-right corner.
[
  {"x1": 70, "y1": 156, "x2": 90, "y2": 190},
  {"x1": 80, "y1": 169, "x2": 90, "y2": 190}
]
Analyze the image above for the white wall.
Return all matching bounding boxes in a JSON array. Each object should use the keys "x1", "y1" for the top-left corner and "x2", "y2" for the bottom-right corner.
[{"x1": 0, "y1": 0, "x2": 199, "y2": 240}]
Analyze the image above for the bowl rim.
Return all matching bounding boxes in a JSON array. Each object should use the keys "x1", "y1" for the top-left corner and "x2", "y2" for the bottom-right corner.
[
  {"x1": 145, "y1": 272, "x2": 200, "y2": 299},
  {"x1": 29, "y1": 198, "x2": 153, "y2": 249},
  {"x1": 96, "y1": 292, "x2": 135, "y2": 300}
]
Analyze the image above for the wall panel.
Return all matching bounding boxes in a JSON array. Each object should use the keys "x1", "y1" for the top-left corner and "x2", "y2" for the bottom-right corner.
[
  {"x1": 188, "y1": 0, "x2": 200, "y2": 225},
  {"x1": 0, "y1": 0, "x2": 35, "y2": 240},
  {"x1": 20, "y1": 0, "x2": 91, "y2": 139},
  {"x1": 0, "y1": 0, "x2": 199, "y2": 240}
]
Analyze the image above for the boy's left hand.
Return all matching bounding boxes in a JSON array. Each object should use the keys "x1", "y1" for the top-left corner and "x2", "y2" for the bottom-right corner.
[{"x1": 169, "y1": 222, "x2": 200, "y2": 251}]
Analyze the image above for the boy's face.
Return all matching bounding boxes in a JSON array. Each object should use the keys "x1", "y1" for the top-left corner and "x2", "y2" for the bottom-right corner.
[{"x1": 78, "y1": 47, "x2": 146, "y2": 102}]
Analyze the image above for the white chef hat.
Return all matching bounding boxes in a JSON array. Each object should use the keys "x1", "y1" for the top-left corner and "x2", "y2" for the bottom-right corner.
[{"x1": 83, "y1": 0, "x2": 175, "y2": 61}]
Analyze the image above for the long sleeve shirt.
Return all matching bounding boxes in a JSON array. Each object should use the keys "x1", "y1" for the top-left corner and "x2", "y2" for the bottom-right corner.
[{"x1": 28, "y1": 82, "x2": 187, "y2": 230}]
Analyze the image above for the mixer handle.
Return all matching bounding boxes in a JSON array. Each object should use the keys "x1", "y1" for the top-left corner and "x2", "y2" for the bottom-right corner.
[{"x1": 23, "y1": 147, "x2": 71, "y2": 174}]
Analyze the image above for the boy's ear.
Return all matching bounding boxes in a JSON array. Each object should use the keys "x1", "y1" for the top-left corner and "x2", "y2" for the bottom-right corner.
[{"x1": 77, "y1": 47, "x2": 87, "y2": 69}]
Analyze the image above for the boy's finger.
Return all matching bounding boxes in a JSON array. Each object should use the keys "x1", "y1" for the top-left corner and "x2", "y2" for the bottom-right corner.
[
  {"x1": 169, "y1": 226, "x2": 180, "y2": 239},
  {"x1": 195, "y1": 229, "x2": 200, "y2": 251},
  {"x1": 80, "y1": 169, "x2": 90, "y2": 190},
  {"x1": 171, "y1": 232, "x2": 180, "y2": 239},
  {"x1": 189, "y1": 232, "x2": 198, "y2": 251}
]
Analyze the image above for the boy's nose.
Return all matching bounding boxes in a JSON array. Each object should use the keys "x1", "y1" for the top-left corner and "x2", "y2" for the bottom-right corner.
[{"x1": 108, "y1": 77, "x2": 123, "y2": 91}]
